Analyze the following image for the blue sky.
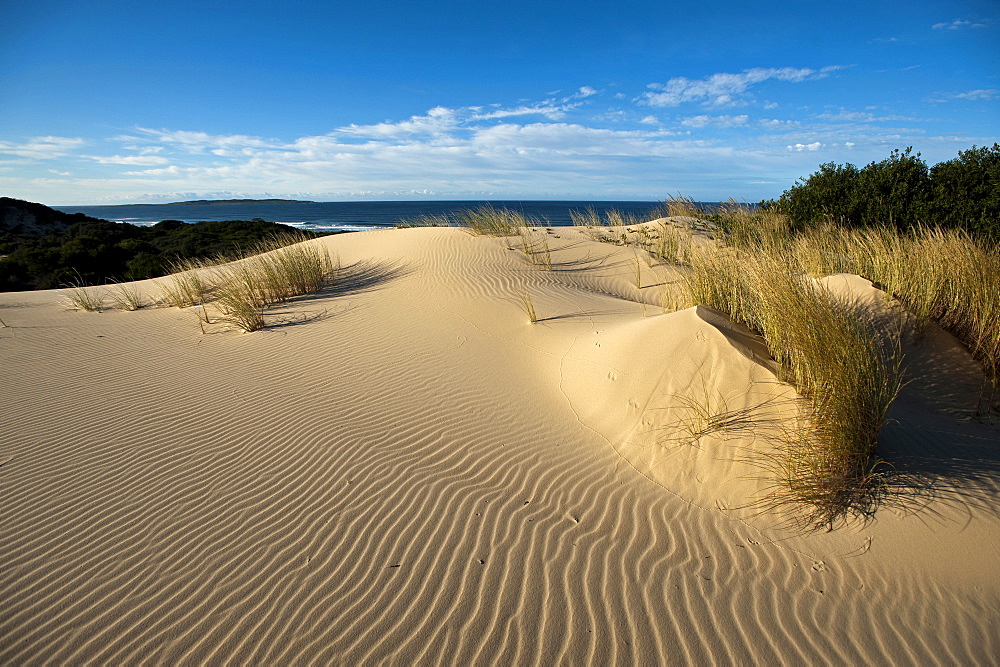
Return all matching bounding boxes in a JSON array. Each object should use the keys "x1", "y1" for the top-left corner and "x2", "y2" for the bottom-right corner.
[{"x1": 1, "y1": 0, "x2": 997, "y2": 205}]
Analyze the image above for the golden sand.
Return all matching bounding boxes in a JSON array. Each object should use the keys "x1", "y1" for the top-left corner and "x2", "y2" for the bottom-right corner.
[{"x1": 2, "y1": 225, "x2": 997, "y2": 663}]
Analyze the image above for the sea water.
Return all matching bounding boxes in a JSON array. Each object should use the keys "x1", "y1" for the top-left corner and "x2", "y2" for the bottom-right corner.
[{"x1": 53, "y1": 200, "x2": 665, "y2": 233}]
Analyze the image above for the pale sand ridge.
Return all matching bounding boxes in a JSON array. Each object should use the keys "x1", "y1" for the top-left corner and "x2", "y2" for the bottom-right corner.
[{"x1": 1, "y1": 225, "x2": 997, "y2": 663}]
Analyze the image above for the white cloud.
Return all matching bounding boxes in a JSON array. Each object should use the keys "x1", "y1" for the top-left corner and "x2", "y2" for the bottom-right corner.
[
  {"x1": 21, "y1": 110, "x2": 763, "y2": 202},
  {"x1": 680, "y1": 114, "x2": 748, "y2": 128},
  {"x1": 932, "y1": 19, "x2": 988, "y2": 30},
  {"x1": 86, "y1": 154, "x2": 171, "y2": 166},
  {"x1": 339, "y1": 107, "x2": 459, "y2": 139},
  {"x1": 3, "y1": 84, "x2": 986, "y2": 205},
  {"x1": 759, "y1": 118, "x2": 799, "y2": 128},
  {"x1": 0, "y1": 136, "x2": 86, "y2": 159},
  {"x1": 641, "y1": 66, "x2": 840, "y2": 107}
]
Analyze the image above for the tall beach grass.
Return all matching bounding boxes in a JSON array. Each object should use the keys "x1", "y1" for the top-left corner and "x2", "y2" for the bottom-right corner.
[
  {"x1": 686, "y1": 202, "x2": 999, "y2": 520},
  {"x1": 680, "y1": 238, "x2": 904, "y2": 526},
  {"x1": 713, "y1": 204, "x2": 998, "y2": 404}
]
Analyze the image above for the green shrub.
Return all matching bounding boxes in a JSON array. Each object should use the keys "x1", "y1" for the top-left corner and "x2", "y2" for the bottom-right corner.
[
  {"x1": 927, "y1": 143, "x2": 1000, "y2": 239},
  {"x1": 767, "y1": 144, "x2": 999, "y2": 241}
]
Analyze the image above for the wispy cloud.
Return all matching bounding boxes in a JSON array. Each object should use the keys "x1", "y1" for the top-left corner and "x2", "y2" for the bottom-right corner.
[
  {"x1": 85, "y1": 154, "x2": 171, "y2": 166},
  {"x1": 641, "y1": 67, "x2": 841, "y2": 107},
  {"x1": 680, "y1": 114, "x2": 749, "y2": 128},
  {"x1": 473, "y1": 104, "x2": 573, "y2": 121},
  {"x1": 929, "y1": 89, "x2": 999, "y2": 103},
  {"x1": 334, "y1": 90, "x2": 599, "y2": 139},
  {"x1": 123, "y1": 129, "x2": 275, "y2": 153},
  {"x1": 815, "y1": 110, "x2": 921, "y2": 122},
  {"x1": 0, "y1": 136, "x2": 86, "y2": 159},
  {"x1": 953, "y1": 89, "x2": 999, "y2": 100}
]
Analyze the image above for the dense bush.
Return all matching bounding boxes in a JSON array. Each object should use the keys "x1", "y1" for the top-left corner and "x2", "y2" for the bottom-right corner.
[
  {"x1": 927, "y1": 145, "x2": 1000, "y2": 239},
  {"x1": 0, "y1": 199, "x2": 329, "y2": 291},
  {"x1": 767, "y1": 144, "x2": 1000, "y2": 240}
]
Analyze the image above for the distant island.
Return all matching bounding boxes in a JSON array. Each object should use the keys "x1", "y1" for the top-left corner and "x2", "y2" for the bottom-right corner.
[{"x1": 164, "y1": 199, "x2": 316, "y2": 205}]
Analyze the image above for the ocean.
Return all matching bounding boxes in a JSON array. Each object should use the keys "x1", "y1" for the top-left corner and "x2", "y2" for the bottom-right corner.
[{"x1": 52, "y1": 200, "x2": 664, "y2": 233}]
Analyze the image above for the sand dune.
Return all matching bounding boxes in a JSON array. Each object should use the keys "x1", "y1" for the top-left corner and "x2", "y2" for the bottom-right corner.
[{"x1": 2, "y1": 225, "x2": 997, "y2": 664}]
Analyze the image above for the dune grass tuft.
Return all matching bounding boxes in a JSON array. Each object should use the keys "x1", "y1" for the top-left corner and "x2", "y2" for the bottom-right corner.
[
  {"x1": 63, "y1": 279, "x2": 105, "y2": 312},
  {"x1": 109, "y1": 281, "x2": 145, "y2": 311},
  {"x1": 671, "y1": 382, "x2": 785, "y2": 448},
  {"x1": 651, "y1": 222, "x2": 693, "y2": 265},
  {"x1": 457, "y1": 205, "x2": 530, "y2": 237},
  {"x1": 210, "y1": 237, "x2": 338, "y2": 332},
  {"x1": 716, "y1": 200, "x2": 794, "y2": 251},
  {"x1": 140, "y1": 234, "x2": 338, "y2": 332},
  {"x1": 570, "y1": 207, "x2": 602, "y2": 228},
  {"x1": 518, "y1": 228, "x2": 553, "y2": 270},
  {"x1": 212, "y1": 270, "x2": 267, "y2": 332},
  {"x1": 518, "y1": 288, "x2": 538, "y2": 324},
  {"x1": 604, "y1": 209, "x2": 645, "y2": 228},
  {"x1": 657, "y1": 193, "x2": 702, "y2": 219},
  {"x1": 396, "y1": 213, "x2": 453, "y2": 228},
  {"x1": 157, "y1": 258, "x2": 215, "y2": 308}
]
